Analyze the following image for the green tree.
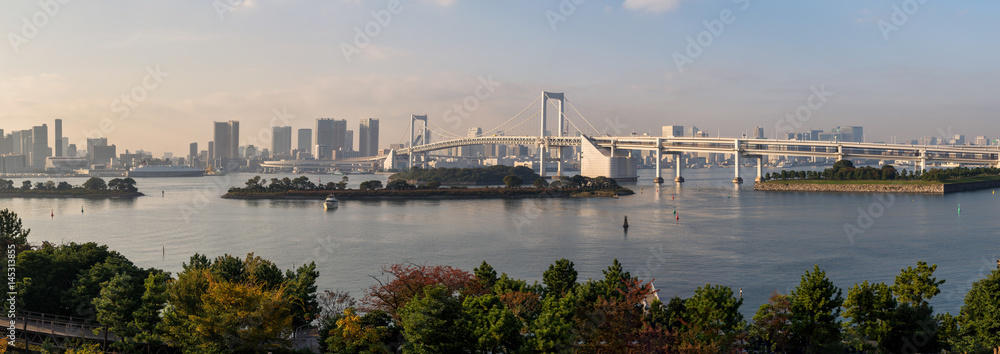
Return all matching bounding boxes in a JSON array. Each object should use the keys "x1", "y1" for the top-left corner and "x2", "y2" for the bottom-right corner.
[
  {"x1": 399, "y1": 285, "x2": 473, "y2": 353},
  {"x1": 83, "y1": 177, "x2": 107, "y2": 191},
  {"x1": 892, "y1": 261, "x2": 945, "y2": 308},
  {"x1": 0, "y1": 209, "x2": 30, "y2": 247},
  {"x1": 56, "y1": 181, "x2": 72, "y2": 190},
  {"x1": 788, "y1": 264, "x2": 844, "y2": 352},
  {"x1": 543, "y1": 258, "x2": 577, "y2": 297},
  {"x1": 131, "y1": 272, "x2": 169, "y2": 345},
  {"x1": 93, "y1": 273, "x2": 142, "y2": 351},
  {"x1": 503, "y1": 174, "x2": 522, "y2": 188},
  {"x1": 285, "y1": 261, "x2": 320, "y2": 328},
  {"x1": 20, "y1": 180, "x2": 31, "y2": 190},
  {"x1": 463, "y1": 294, "x2": 523, "y2": 353},
  {"x1": 359, "y1": 180, "x2": 383, "y2": 190},
  {"x1": 473, "y1": 260, "x2": 498, "y2": 292},
  {"x1": 683, "y1": 284, "x2": 744, "y2": 348},
  {"x1": 955, "y1": 268, "x2": 1000, "y2": 352},
  {"x1": 843, "y1": 280, "x2": 896, "y2": 352},
  {"x1": 385, "y1": 179, "x2": 415, "y2": 190},
  {"x1": 527, "y1": 291, "x2": 577, "y2": 353},
  {"x1": 244, "y1": 176, "x2": 265, "y2": 191},
  {"x1": 533, "y1": 178, "x2": 549, "y2": 188}
]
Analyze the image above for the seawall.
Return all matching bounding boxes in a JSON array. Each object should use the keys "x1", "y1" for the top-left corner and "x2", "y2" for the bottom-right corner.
[{"x1": 755, "y1": 179, "x2": 1000, "y2": 194}]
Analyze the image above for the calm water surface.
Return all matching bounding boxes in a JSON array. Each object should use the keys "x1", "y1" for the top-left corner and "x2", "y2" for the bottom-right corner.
[{"x1": 2, "y1": 167, "x2": 998, "y2": 316}]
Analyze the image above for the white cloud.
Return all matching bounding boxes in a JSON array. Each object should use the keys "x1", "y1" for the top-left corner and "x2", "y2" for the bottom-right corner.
[
  {"x1": 622, "y1": 0, "x2": 683, "y2": 14},
  {"x1": 430, "y1": 0, "x2": 456, "y2": 6}
]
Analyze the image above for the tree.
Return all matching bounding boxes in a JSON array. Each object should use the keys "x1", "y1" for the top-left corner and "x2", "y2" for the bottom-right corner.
[
  {"x1": 285, "y1": 262, "x2": 320, "y2": 328},
  {"x1": 543, "y1": 259, "x2": 577, "y2": 297},
  {"x1": 93, "y1": 274, "x2": 142, "y2": 351},
  {"x1": 533, "y1": 178, "x2": 549, "y2": 188},
  {"x1": 56, "y1": 181, "x2": 72, "y2": 190},
  {"x1": 399, "y1": 285, "x2": 473, "y2": 353},
  {"x1": 362, "y1": 263, "x2": 476, "y2": 318},
  {"x1": 503, "y1": 174, "x2": 522, "y2": 188},
  {"x1": 473, "y1": 261, "x2": 498, "y2": 292},
  {"x1": 683, "y1": 284, "x2": 744, "y2": 347},
  {"x1": 955, "y1": 268, "x2": 1000, "y2": 352},
  {"x1": 788, "y1": 264, "x2": 844, "y2": 352},
  {"x1": 83, "y1": 177, "x2": 107, "y2": 191},
  {"x1": 159, "y1": 269, "x2": 293, "y2": 352},
  {"x1": 418, "y1": 181, "x2": 441, "y2": 189},
  {"x1": 385, "y1": 179, "x2": 415, "y2": 190},
  {"x1": 359, "y1": 180, "x2": 383, "y2": 191},
  {"x1": 244, "y1": 176, "x2": 265, "y2": 191},
  {"x1": 843, "y1": 281, "x2": 896, "y2": 352},
  {"x1": 527, "y1": 291, "x2": 577, "y2": 353},
  {"x1": 749, "y1": 292, "x2": 792, "y2": 353},
  {"x1": 326, "y1": 308, "x2": 395, "y2": 354},
  {"x1": 892, "y1": 261, "x2": 945, "y2": 308},
  {"x1": 20, "y1": 180, "x2": 31, "y2": 190},
  {"x1": 131, "y1": 272, "x2": 169, "y2": 345},
  {"x1": 0, "y1": 209, "x2": 30, "y2": 247},
  {"x1": 463, "y1": 294, "x2": 523, "y2": 353}
]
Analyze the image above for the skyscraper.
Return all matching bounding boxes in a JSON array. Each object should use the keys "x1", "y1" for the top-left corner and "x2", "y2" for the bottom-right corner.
[
  {"x1": 272, "y1": 126, "x2": 292, "y2": 157},
  {"x1": 297, "y1": 128, "x2": 312, "y2": 153},
  {"x1": 86, "y1": 137, "x2": 107, "y2": 162},
  {"x1": 359, "y1": 118, "x2": 380, "y2": 157},
  {"x1": 333, "y1": 119, "x2": 347, "y2": 152},
  {"x1": 754, "y1": 126, "x2": 764, "y2": 139},
  {"x1": 316, "y1": 118, "x2": 335, "y2": 159},
  {"x1": 31, "y1": 124, "x2": 48, "y2": 169},
  {"x1": 345, "y1": 130, "x2": 354, "y2": 152},
  {"x1": 54, "y1": 119, "x2": 62, "y2": 157},
  {"x1": 189, "y1": 142, "x2": 198, "y2": 166},
  {"x1": 213, "y1": 121, "x2": 239, "y2": 160}
]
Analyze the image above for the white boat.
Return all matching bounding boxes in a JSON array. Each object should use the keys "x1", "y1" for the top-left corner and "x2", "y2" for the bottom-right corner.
[{"x1": 324, "y1": 194, "x2": 339, "y2": 210}]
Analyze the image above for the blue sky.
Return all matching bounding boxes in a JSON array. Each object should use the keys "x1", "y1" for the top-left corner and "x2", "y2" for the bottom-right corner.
[{"x1": 1, "y1": 0, "x2": 997, "y2": 154}]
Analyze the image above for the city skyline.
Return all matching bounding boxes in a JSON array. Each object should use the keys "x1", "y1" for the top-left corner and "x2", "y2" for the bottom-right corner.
[{"x1": 2, "y1": 1, "x2": 999, "y2": 155}]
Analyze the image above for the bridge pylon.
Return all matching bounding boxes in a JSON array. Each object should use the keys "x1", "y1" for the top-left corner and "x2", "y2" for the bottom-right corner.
[{"x1": 541, "y1": 92, "x2": 565, "y2": 177}]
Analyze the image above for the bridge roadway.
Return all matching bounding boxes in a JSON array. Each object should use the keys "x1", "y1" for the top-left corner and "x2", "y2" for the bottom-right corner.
[{"x1": 326, "y1": 135, "x2": 1000, "y2": 182}]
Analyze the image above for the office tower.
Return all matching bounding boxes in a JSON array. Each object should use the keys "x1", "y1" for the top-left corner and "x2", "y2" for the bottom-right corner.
[
  {"x1": 93, "y1": 145, "x2": 116, "y2": 165},
  {"x1": 66, "y1": 144, "x2": 76, "y2": 157},
  {"x1": 31, "y1": 124, "x2": 48, "y2": 168},
  {"x1": 0, "y1": 130, "x2": 8, "y2": 155},
  {"x1": 10, "y1": 131, "x2": 22, "y2": 154},
  {"x1": 272, "y1": 126, "x2": 292, "y2": 157},
  {"x1": 54, "y1": 119, "x2": 62, "y2": 157},
  {"x1": 845, "y1": 126, "x2": 864, "y2": 143},
  {"x1": 345, "y1": 130, "x2": 354, "y2": 152},
  {"x1": 297, "y1": 129, "x2": 312, "y2": 153},
  {"x1": 87, "y1": 137, "x2": 108, "y2": 162},
  {"x1": 60, "y1": 137, "x2": 68, "y2": 156},
  {"x1": 662, "y1": 125, "x2": 684, "y2": 137},
  {"x1": 359, "y1": 118, "x2": 379, "y2": 157},
  {"x1": 316, "y1": 118, "x2": 335, "y2": 159},
  {"x1": 208, "y1": 141, "x2": 215, "y2": 162},
  {"x1": 462, "y1": 127, "x2": 483, "y2": 157},
  {"x1": 213, "y1": 121, "x2": 239, "y2": 160},
  {"x1": 754, "y1": 126, "x2": 764, "y2": 139},
  {"x1": 189, "y1": 142, "x2": 198, "y2": 166}
]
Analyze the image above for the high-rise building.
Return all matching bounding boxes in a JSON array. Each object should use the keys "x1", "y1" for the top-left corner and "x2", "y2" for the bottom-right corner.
[
  {"x1": 662, "y1": 125, "x2": 684, "y2": 137},
  {"x1": 10, "y1": 131, "x2": 23, "y2": 154},
  {"x1": 213, "y1": 121, "x2": 239, "y2": 160},
  {"x1": 316, "y1": 118, "x2": 335, "y2": 159},
  {"x1": 92, "y1": 145, "x2": 116, "y2": 165},
  {"x1": 462, "y1": 127, "x2": 483, "y2": 157},
  {"x1": 54, "y1": 119, "x2": 62, "y2": 157},
  {"x1": 345, "y1": 130, "x2": 354, "y2": 152},
  {"x1": 31, "y1": 124, "x2": 48, "y2": 169},
  {"x1": 60, "y1": 137, "x2": 68, "y2": 156},
  {"x1": 0, "y1": 130, "x2": 9, "y2": 155},
  {"x1": 208, "y1": 141, "x2": 215, "y2": 162},
  {"x1": 845, "y1": 126, "x2": 864, "y2": 143},
  {"x1": 754, "y1": 126, "x2": 764, "y2": 139},
  {"x1": 297, "y1": 129, "x2": 312, "y2": 153},
  {"x1": 189, "y1": 142, "x2": 198, "y2": 166},
  {"x1": 359, "y1": 118, "x2": 380, "y2": 157},
  {"x1": 333, "y1": 119, "x2": 347, "y2": 152},
  {"x1": 272, "y1": 126, "x2": 292, "y2": 157}
]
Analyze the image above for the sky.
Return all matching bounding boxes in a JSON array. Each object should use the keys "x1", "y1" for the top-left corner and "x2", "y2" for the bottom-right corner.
[{"x1": 1, "y1": 0, "x2": 998, "y2": 155}]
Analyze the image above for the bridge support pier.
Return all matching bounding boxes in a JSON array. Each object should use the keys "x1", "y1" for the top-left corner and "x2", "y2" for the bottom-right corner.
[
  {"x1": 675, "y1": 155, "x2": 684, "y2": 183},
  {"x1": 539, "y1": 144, "x2": 546, "y2": 177},
  {"x1": 733, "y1": 153, "x2": 743, "y2": 184},
  {"x1": 654, "y1": 141, "x2": 663, "y2": 184},
  {"x1": 755, "y1": 156, "x2": 764, "y2": 183}
]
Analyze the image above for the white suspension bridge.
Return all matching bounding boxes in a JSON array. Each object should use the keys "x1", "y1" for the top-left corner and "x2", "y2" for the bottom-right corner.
[{"x1": 262, "y1": 92, "x2": 1000, "y2": 183}]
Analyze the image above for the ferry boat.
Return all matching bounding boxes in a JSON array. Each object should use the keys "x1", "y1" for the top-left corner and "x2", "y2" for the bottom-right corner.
[
  {"x1": 324, "y1": 194, "x2": 339, "y2": 210},
  {"x1": 128, "y1": 165, "x2": 205, "y2": 177}
]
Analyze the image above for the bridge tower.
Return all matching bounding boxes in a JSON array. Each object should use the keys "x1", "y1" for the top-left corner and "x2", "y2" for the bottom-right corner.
[
  {"x1": 410, "y1": 115, "x2": 429, "y2": 169},
  {"x1": 540, "y1": 92, "x2": 565, "y2": 177}
]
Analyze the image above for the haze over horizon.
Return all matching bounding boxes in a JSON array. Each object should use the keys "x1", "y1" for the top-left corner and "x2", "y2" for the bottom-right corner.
[{"x1": 2, "y1": 0, "x2": 998, "y2": 155}]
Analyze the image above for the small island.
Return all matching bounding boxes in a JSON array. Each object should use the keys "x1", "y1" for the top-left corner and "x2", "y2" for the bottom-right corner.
[
  {"x1": 388, "y1": 165, "x2": 541, "y2": 185},
  {"x1": 223, "y1": 170, "x2": 634, "y2": 200},
  {"x1": 755, "y1": 161, "x2": 1000, "y2": 194},
  {"x1": 0, "y1": 177, "x2": 145, "y2": 198}
]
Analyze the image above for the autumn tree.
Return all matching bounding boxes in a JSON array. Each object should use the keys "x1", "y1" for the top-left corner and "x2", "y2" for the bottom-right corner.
[
  {"x1": 749, "y1": 292, "x2": 792, "y2": 352},
  {"x1": 362, "y1": 263, "x2": 476, "y2": 318}
]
